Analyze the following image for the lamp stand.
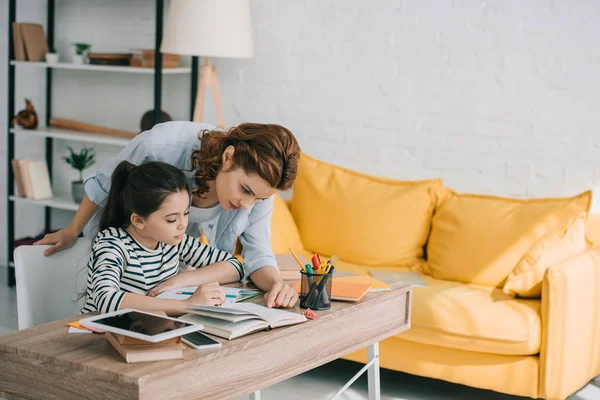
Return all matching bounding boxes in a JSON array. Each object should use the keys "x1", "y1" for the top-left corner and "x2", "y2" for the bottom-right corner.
[{"x1": 193, "y1": 56, "x2": 226, "y2": 128}]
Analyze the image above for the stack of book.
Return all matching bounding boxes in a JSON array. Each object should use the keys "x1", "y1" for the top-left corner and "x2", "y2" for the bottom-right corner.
[
  {"x1": 105, "y1": 332, "x2": 185, "y2": 363},
  {"x1": 11, "y1": 159, "x2": 53, "y2": 200},
  {"x1": 130, "y1": 49, "x2": 181, "y2": 68}
]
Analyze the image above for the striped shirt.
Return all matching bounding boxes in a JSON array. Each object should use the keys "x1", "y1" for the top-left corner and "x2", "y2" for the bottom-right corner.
[{"x1": 81, "y1": 227, "x2": 244, "y2": 314}]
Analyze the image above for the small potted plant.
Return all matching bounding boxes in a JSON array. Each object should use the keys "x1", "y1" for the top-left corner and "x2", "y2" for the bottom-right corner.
[
  {"x1": 71, "y1": 42, "x2": 91, "y2": 64},
  {"x1": 63, "y1": 146, "x2": 95, "y2": 203}
]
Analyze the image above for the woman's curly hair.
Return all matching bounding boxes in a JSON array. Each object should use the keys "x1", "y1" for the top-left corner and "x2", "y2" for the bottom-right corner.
[{"x1": 191, "y1": 123, "x2": 301, "y2": 197}]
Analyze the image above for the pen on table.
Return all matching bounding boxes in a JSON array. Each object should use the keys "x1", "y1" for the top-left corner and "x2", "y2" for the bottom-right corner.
[
  {"x1": 289, "y1": 248, "x2": 307, "y2": 272},
  {"x1": 175, "y1": 292, "x2": 240, "y2": 299}
]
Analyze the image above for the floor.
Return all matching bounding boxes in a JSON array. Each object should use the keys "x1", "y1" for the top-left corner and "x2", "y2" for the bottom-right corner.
[{"x1": 0, "y1": 267, "x2": 598, "y2": 400}]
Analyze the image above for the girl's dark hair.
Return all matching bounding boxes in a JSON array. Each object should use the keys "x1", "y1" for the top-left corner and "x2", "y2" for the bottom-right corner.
[
  {"x1": 99, "y1": 161, "x2": 189, "y2": 231},
  {"x1": 191, "y1": 123, "x2": 301, "y2": 197}
]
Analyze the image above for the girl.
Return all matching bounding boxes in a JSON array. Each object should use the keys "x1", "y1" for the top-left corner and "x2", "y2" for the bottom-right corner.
[
  {"x1": 81, "y1": 160, "x2": 243, "y2": 316},
  {"x1": 38, "y1": 122, "x2": 300, "y2": 309}
]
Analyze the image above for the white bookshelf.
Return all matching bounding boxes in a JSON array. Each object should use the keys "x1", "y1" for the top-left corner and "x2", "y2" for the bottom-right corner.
[
  {"x1": 10, "y1": 61, "x2": 191, "y2": 75},
  {"x1": 10, "y1": 127, "x2": 130, "y2": 146},
  {"x1": 9, "y1": 195, "x2": 80, "y2": 212}
]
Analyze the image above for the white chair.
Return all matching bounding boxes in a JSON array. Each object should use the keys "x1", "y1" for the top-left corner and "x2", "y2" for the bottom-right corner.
[{"x1": 14, "y1": 238, "x2": 91, "y2": 329}]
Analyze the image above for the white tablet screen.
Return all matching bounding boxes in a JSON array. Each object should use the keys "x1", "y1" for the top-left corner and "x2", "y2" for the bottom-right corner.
[{"x1": 93, "y1": 311, "x2": 193, "y2": 336}]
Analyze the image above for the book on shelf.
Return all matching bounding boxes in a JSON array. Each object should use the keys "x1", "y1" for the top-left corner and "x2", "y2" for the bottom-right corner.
[
  {"x1": 12, "y1": 159, "x2": 53, "y2": 200},
  {"x1": 105, "y1": 332, "x2": 185, "y2": 363},
  {"x1": 179, "y1": 303, "x2": 307, "y2": 340},
  {"x1": 10, "y1": 160, "x2": 25, "y2": 197},
  {"x1": 12, "y1": 23, "x2": 48, "y2": 62},
  {"x1": 130, "y1": 48, "x2": 181, "y2": 68},
  {"x1": 11, "y1": 23, "x2": 26, "y2": 61}
]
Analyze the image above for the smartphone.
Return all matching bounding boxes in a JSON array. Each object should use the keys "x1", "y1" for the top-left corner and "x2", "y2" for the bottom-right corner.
[{"x1": 182, "y1": 331, "x2": 222, "y2": 350}]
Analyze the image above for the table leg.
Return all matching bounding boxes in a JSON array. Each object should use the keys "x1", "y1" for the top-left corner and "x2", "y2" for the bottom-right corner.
[
  {"x1": 328, "y1": 341, "x2": 381, "y2": 400},
  {"x1": 367, "y1": 342, "x2": 381, "y2": 400},
  {"x1": 249, "y1": 390, "x2": 261, "y2": 400}
]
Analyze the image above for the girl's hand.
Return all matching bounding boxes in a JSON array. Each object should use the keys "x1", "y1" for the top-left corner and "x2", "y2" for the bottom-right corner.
[
  {"x1": 264, "y1": 281, "x2": 299, "y2": 308},
  {"x1": 147, "y1": 275, "x2": 184, "y2": 297},
  {"x1": 188, "y1": 282, "x2": 226, "y2": 306}
]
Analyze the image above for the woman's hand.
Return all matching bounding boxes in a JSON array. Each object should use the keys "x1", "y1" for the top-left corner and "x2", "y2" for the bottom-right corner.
[
  {"x1": 264, "y1": 280, "x2": 299, "y2": 308},
  {"x1": 188, "y1": 282, "x2": 226, "y2": 306},
  {"x1": 33, "y1": 226, "x2": 79, "y2": 256}
]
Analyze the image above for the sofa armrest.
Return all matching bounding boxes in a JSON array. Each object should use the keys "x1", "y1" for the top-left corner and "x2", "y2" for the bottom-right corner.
[{"x1": 540, "y1": 247, "x2": 600, "y2": 400}]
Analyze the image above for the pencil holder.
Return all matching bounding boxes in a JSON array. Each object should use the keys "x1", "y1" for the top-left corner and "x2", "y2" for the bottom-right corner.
[{"x1": 299, "y1": 271, "x2": 333, "y2": 310}]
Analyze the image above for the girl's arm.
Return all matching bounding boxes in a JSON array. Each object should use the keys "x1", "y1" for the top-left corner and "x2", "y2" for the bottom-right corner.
[
  {"x1": 180, "y1": 235, "x2": 243, "y2": 280},
  {"x1": 121, "y1": 282, "x2": 225, "y2": 317},
  {"x1": 90, "y1": 237, "x2": 224, "y2": 316},
  {"x1": 147, "y1": 235, "x2": 243, "y2": 297}
]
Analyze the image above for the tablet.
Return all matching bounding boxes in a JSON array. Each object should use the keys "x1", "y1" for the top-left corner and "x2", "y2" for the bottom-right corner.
[{"x1": 79, "y1": 309, "x2": 204, "y2": 343}]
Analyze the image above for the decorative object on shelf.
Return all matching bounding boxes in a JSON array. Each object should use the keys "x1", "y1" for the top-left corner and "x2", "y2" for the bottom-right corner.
[
  {"x1": 88, "y1": 52, "x2": 132, "y2": 66},
  {"x1": 130, "y1": 49, "x2": 180, "y2": 68},
  {"x1": 140, "y1": 109, "x2": 172, "y2": 132},
  {"x1": 161, "y1": 0, "x2": 254, "y2": 128},
  {"x1": 10, "y1": 98, "x2": 38, "y2": 130},
  {"x1": 50, "y1": 117, "x2": 138, "y2": 139},
  {"x1": 12, "y1": 23, "x2": 48, "y2": 61},
  {"x1": 63, "y1": 146, "x2": 95, "y2": 203},
  {"x1": 45, "y1": 47, "x2": 58, "y2": 64},
  {"x1": 71, "y1": 42, "x2": 91, "y2": 64}
]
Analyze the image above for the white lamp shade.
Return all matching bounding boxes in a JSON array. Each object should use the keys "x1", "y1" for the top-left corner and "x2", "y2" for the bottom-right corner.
[{"x1": 160, "y1": 0, "x2": 254, "y2": 58}]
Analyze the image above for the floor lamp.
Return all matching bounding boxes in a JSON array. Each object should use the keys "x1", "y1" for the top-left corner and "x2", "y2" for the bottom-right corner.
[{"x1": 160, "y1": 0, "x2": 254, "y2": 128}]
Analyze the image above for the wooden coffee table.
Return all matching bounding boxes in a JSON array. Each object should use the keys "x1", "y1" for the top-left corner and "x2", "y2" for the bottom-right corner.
[{"x1": 0, "y1": 282, "x2": 412, "y2": 400}]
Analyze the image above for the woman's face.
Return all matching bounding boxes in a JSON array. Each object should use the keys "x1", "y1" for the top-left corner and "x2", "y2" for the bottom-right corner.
[{"x1": 215, "y1": 146, "x2": 278, "y2": 211}]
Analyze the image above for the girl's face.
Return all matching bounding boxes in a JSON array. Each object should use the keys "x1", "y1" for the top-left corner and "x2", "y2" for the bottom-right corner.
[
  {"x1": 131, "y1": 190, "x2": 190, "y2": 246},
  {"x1": 215, "y1": 146, "x2": 278, "y2": 211}
]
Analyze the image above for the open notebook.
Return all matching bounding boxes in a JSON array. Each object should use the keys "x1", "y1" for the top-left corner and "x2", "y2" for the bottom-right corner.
[
  {"x1": 178, "y1": 303, "x2": 307, "y2": 340},
  {"x1": 157, "y1": 286, "x2": 261, "y2": 303}
]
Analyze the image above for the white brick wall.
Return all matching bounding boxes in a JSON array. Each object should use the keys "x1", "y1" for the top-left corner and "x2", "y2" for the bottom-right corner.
[{"x1": 1, "y1": 0, "x2": 600, "y2": 265}]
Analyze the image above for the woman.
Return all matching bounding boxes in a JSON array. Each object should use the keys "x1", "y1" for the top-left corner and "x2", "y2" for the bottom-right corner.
[{"x1": 35, "y1": 121, "x2": 301, "y2": 308}]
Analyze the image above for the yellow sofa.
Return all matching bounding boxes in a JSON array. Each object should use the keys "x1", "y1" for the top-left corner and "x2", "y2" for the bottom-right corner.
[{"x1": 269, "y1": 154, "x2": 600, "y2": 400}]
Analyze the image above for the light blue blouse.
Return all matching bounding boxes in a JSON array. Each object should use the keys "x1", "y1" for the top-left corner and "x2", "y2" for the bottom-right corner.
[{"x1": 82, "y1": 121, "x2": 278, "y2": 276}]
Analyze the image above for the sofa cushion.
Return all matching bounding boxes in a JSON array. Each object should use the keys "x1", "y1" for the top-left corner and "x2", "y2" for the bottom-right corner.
[
  {"x1": 585, "y1": 213, "x2": 600, "y2": 247},
  {"x1": 292, "y1": 153, "x2": 442, "y2": 266},
  {"x1": 400, "y1": 273, "x2": 542, "y2": 356},
  {"x1": 503, "y1": 213, "x2": 588, "y2": 298},
  {"x1": 270, "y1": 193, "x2": 305, "y2": 255},
  {"x1": 421, "y1": 189, "x2": 592, "y2": 287},
  {"x1": 326, "y1": 258, "x2": 542, "y2": 356}
]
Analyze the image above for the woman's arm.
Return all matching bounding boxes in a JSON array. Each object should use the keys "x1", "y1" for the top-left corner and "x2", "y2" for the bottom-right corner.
[
  {"x1": 34, "y1": 195, "x2": 99, "y2": 256},
  {"x1": 34, "y1": 132, "x2": 151, "y2": 255},
  {"x1": 239, "y1": 197, "x2": 298, "y2": 308}
]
